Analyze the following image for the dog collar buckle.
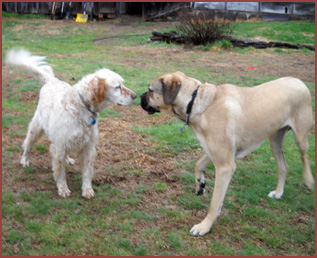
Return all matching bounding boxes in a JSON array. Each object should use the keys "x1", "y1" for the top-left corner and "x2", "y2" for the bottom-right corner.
[
  {"x1": 90, "y1": 115, "x2": 97, "y2": 125},
  {"x1": 79, "y1": 93, "x2": 98, "y2": 126}
]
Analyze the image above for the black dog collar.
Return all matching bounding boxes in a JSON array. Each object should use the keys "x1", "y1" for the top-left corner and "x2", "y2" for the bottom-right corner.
[{"x1": 185, "y1": 85, "x2": 201, "y2": 126}]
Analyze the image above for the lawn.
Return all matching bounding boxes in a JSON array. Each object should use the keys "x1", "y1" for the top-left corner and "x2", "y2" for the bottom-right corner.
[{"x1": 2, "y1": 13, "x2": 315, "y2": 256}]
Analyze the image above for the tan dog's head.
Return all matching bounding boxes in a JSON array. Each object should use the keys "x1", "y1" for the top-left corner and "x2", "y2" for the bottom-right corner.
[{"x1": 140, "y1": 72, "x2": 200, "y2": 114}]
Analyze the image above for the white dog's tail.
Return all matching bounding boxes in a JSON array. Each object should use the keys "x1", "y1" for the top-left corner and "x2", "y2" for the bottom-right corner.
[{"x1": 5, "y1": 48, "x2": 54, "y2": 85}]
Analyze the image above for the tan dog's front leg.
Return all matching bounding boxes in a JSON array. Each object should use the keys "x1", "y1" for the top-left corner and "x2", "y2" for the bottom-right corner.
[
  {"x1": 195, "y1": 154, "x2": 211, "y2": 195},
  {"x1": 190, "y1": 162, "x2": 236, "y2": 236}
]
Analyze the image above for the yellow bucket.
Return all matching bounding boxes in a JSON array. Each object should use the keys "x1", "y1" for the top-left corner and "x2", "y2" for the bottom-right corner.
[{"x1": 75, "y1": 13, "x2": 88, "y2": 23}]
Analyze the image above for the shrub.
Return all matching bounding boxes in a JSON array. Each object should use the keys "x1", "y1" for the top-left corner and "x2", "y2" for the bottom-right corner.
[{"x1": 176, "y1": 8, "x2": 233, "y2": 46}]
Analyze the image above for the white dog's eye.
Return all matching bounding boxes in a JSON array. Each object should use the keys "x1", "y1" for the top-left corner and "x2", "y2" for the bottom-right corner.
[{"x1": 116, "y1": 86, "x2": 121, "y2": 90}]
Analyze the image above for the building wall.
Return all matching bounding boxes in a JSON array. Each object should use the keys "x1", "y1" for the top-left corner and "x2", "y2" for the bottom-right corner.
[{"x1": 194, "y1": 2, "x2": 315, "y2": 15}]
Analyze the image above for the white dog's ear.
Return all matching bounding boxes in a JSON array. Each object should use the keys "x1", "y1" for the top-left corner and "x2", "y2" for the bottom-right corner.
[
  {"x1": 162, "y1": 77, "x2": 181, "y2": 105},
  {"x1": 91, "y1": 77, "x2": 108, "y2": 105}
]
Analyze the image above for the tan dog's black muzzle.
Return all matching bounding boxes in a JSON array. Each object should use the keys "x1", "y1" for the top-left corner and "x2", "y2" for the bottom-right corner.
[{"x1": 140, "y1": 91, "x2": 160, "y2": 115}]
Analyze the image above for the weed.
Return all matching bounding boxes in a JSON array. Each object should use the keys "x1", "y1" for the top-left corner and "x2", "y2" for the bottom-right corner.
[
  {"x1": 26, "y1": 220, "x2": 43, "y2": 234},
  {"x1": 6, "y1": 230, "x2": 24, "y2": 244},
  {"x1": 168, "y1": 231, "x2": 183, "y2": 249},
  {"x1": 23, "y1": 166, "x2": 35, "y2": 174},
  {"x1": 2, "y1": 190, "x2": 16, "y2": 204},
  {"x1": 34, "y1": 144, "x2": 49, "y2": 154},
  {"x1": 152, "y1": 181, "x2": 167, "y2": 192},
  {"x1": 134, "y1": 245, "x2": 148, "y2": 256},
  {"x1": 20, "y1": 191, "x2": 32, "y2": 202},
  {"x1": 216, "y1": 39, "x2": 233, "y2": 49},
  {"x1": 6, "y1": 144, "x2": 21, "y2": 152},
  {"x1": 99, "y1": 108, "x2": 121, "y2": 119}
]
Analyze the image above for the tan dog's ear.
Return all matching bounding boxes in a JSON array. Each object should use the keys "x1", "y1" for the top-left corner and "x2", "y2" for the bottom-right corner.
[
  {"x1": 162, "y1": 77, "x2": 181, "y2": 105},
  {"x1": 92, "y1": 77, "x2": 108, "y2": 105}
]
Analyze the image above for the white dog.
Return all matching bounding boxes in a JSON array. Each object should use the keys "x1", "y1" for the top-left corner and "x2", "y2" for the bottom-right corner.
[{"x1": 5, "y1": 48, "x2": 136, "y2": 199}]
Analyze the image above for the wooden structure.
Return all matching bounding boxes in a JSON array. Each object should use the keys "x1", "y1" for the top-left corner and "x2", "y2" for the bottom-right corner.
[{"x1": 2, "y1": 2, "x2": 315, "y2": 21}]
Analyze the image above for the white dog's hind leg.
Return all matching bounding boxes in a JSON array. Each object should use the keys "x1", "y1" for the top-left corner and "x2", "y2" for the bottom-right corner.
[
  {"x1": 79, "y1": 144, "x2": 96, "y2": 199},
  {"x1": 50, "y1": 144, "x2": 71, "y2": 198},
  {"x1": 194, "y1": 154, "x2": 211, "y2": 195},
  {"x1": 268, "y1": 127, "x2": 289, "y2": 199},
  {"x1": 20, "y1": 111, "x2": 43, "y2": 167}
]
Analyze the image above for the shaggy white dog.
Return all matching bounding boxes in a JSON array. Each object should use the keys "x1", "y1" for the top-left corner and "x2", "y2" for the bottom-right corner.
[{"x1": 5, "y1": 48, "x2": 136, "y2": 198}]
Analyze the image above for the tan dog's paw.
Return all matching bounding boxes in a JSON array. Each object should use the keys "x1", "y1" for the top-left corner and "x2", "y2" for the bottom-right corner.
[
  {"x1": 58, "y1": 188, "x2": 71, "y2": 198},
  {"x1": 82, "y1": 188, "x2": 95, "y2": 199},
  {"x1": 268, "y1": 190, "x2": 283, "y2": 199},
  {"x1": 190, "y1": 222, "x2": 211, "y2": 237}
]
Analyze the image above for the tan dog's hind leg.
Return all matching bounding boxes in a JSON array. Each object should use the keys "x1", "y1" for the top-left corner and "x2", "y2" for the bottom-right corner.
[
  {"x1": 191, "y1": 156, "x2": 236, "y2": 236},
  {"x1": 195, "y1": 154, "x2": 211, "y2": 195},
  {"x1": 293, "y1": 105, "x2": 314, "y2": 190},
  {"x1": 268, "y1": 127, "x2": 289, "y2": 199},
  {"x1": 294, "y1": 131, "x2": 314, "y2": 190}
]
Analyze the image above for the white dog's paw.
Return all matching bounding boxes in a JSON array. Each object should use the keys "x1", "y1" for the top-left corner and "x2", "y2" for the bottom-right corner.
[
  {"x1": 20, "y1": 156, "x2": 30, "y2": 167},
  {"x1": 190, "y1": 222, "x2": 211, "y2": 237},
  {"x1": 268, "y1": 190, "x2": 283, "y2": 199},
  {"x1": 66, "y1": 156, "x2": 75, "y2": 165},
  {"x1": 82, "y1": 188, "x2": 95, "y2": 199},
  {"x1": 58, "y1": 188, "x2": 71, "y2": 198}
]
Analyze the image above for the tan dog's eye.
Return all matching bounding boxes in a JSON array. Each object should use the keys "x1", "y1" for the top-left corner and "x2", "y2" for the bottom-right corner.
[{"x1": 149, "y1": 89, "x2": 153, "y2": 93}]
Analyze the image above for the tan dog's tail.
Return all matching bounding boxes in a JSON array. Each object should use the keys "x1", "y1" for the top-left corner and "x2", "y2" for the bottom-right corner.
[{"x1": 5, "y1": 48, "x2": 54, "y2": 85}]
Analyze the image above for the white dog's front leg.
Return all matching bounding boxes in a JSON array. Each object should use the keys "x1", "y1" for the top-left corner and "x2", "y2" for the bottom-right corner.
[
  {"x1": 52, "y1": 158, "x2": 71, "y2": 198},
  {"x1": 50, "y1": 145, "x2": 71, "y2": 198},
  {"x1": 80, "y1": 145, "x2": 96, "y2": 199}
]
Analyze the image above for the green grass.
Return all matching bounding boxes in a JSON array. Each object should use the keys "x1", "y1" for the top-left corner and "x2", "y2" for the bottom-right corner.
[
  {"x1": 134, "y1": 120, "x2": 201, "y2": 153},
  {"x1": 233, "y1": 21, "x2": 315, "y2": 45},
  {"x1": 99, "y1": 108, "x2": 121, "y2": 119},
  {"x1": 2, "y1": 11, "x2": 48, "y2": 19},
  {"x1": 2, "y1": 14, "x2": 315, "y2": 256}
]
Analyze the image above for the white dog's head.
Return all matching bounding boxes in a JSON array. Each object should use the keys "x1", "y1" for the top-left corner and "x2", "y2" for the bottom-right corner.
[{"x1": 79, "y1": 68, "x2": 136, "y2": 112}]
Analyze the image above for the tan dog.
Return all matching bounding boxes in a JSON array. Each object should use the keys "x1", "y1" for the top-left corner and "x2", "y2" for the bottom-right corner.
[{"x1": 140, "y1": 72, "x2": 314, "y2": 236}]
